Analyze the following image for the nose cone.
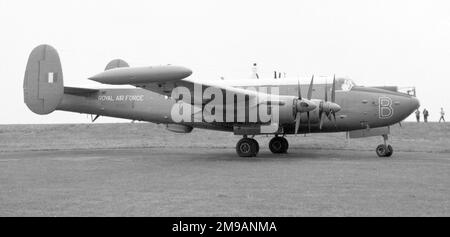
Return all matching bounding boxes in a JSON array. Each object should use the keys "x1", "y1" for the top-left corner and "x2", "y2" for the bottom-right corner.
[
  {"x1": 297, "y1": 100, "x2": 317, "y2": 112},
  {"x1": 89, "y1": 73, "x2": 108, "y2": 83},
  {"x1": 178, "y1": 66, "x2": 193, "y2": 78},
  {"x1": 333, "y1": 103, "x2": 342, "y2": 112},
  {"x1": 411, "y1": 97, "x2": 420, "y2": 110},
  {"x1": 396, "y1": 96, "x2": 421, "y2": 122},
  {"x1": 307, "y1": 101, "x2": 317, "y2": 111}
]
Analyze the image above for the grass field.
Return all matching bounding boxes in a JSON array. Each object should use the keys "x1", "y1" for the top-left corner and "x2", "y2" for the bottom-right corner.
[
  {"x1": 1, "y1": 122, "x2": 449, "y2": 153},
  {"x1": 0, "y1": 122, "x2": 449, "y2": 216}
]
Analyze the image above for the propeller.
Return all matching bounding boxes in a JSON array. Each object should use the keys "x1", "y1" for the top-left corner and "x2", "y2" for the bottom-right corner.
[
  {"x1": 319, "y1": 75, "x2": 341, "y2": 130},
  {"x1": 294, "y1": 76, "x2": 316, "y2": 134},
  {"x1": 306, "y1": 75, "x2": 314, "y2": 132}
]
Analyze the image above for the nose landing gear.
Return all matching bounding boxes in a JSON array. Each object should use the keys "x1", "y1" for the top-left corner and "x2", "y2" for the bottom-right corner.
[{"x1": 376, "y1": 134, "x2": 394, "y2": 157}]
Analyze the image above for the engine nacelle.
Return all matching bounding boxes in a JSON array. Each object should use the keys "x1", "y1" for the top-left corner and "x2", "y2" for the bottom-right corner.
[
  {"x1": 232, "y1": 96, "x2": 297, "y2": 135},
  {"x1": 277, "y1": 96, "x2": 296, "y2": 125},
  {"x1": 166, "y1": 124, "x2": 194, "y2": 133}
]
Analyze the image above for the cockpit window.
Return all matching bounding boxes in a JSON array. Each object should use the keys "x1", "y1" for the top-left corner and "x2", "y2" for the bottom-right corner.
[{"x1": 335, "y1": 78, "x2": 356, "y2": 91}]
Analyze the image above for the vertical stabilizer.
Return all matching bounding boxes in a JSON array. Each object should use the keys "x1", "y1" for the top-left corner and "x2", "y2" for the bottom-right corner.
[{"x1": 23, "y1": 45, "x2": 64, "y2": 115}]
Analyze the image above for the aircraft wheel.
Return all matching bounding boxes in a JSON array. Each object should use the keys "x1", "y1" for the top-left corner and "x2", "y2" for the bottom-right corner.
[
  {"x1": 376, "y1": 144, "x2": 394, "y2": 157},
  {"x1": 252, "y1": 139, "x2": 260, "y2": 154},
  {"x1": 376, "y1": 144, "x2": 392, "y2": 157},
  {"x1": 385, "y1": 145, "x2": 393, "y2": 157},
  {"x1": 269, "y1": 137, "x2": 288, "y2": 154},
  {"x1": 376, "y1": 144, "x2": 386, "y2": 157},
  {"x1": 280, "y1": 137, "x2": 289, "y2": 153},
  {"x1": 236, "y1": 138, "x2": 259, "y2": 157}
]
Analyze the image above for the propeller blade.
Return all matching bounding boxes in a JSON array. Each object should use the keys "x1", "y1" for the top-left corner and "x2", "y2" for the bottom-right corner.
[
  {"x1": 307, "y1": 111, "x2": 311, "y2": 133},
  {"x1": 319, "y1": 111, "x2": 324, "y2": 130},
  {"x1": 332, "y1": 112, "x2": 337, "y2": 128},
  {"x1": 324, "y1": 81, "x2": 328, "y2": 102},
  {"x1": 307, "y1": 75, "x2": 314, "y2": 100},
  {"x1": 326, "y1": 112, "x2": 332, "y2": 121},
  {"x1": 295, "y1": 112, "x2": 301, "y2": 134},
  {"x1": 332, "y1": 75, "x2": 336, "y2": 103},
  {"x1": 297, "y1": 80, "x2": 302, "y2": 99}
]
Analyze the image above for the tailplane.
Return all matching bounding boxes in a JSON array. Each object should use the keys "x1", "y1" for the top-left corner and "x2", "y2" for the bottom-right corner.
[{"x1": 23, "y1": 45, "x2": 64, "y2": 115}]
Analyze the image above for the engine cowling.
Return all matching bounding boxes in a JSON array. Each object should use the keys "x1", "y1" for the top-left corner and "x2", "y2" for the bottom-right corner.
[{"x1": 276, "y1": 96, "x2": 296, "y2": 124}]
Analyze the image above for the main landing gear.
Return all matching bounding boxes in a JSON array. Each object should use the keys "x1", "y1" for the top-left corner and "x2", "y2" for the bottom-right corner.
[
  {"x1": 376, "y1": 134, "x2": 393, "y2": 157},
  {"x1": 236, "y1": 136, "x2": 259, "y2": 157},
  {"x1": 269, "y1": 136, "x2": 289, "y2": 154},
  {"x1": 236, "y1": 135, "x2": 290, "y2": 157}
]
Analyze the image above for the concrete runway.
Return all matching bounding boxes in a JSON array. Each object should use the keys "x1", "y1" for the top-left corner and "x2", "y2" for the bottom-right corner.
[{"x1": 1, "y1": 147, "x2": 449, "y2": 216}]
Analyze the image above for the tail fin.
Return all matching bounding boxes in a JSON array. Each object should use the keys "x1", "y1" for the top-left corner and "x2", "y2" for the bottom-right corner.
[{"x1": 23, "y1": 45, "x2": 64, "y2": 115}]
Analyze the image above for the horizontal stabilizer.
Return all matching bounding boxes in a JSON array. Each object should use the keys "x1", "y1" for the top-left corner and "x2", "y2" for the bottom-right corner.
[{"x1": 64, "y1": 87, "x2": 99, "y2": 95}]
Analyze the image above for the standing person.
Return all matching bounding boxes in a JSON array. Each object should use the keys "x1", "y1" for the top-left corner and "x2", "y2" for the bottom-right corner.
[
  {"x1": 251, "y1": 63, "x2": 259, "y2": 79},
  {"x1": 439, "y1": 108, "x2": 445, "y2": 123},
  {"x1": 423, "y1": 108, "x2": 429, "y2": 123},
  {"x1": 415, "y1": 109, "x2": 420, "y2": 122}
]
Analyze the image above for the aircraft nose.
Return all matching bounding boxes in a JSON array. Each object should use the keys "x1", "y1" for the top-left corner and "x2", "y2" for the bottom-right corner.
[{"x1": 410, "y1": 96, "x2": 420, "y2": 110}]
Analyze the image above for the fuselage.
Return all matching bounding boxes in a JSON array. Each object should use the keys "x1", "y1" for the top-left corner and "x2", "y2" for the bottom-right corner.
[{"x1": 57, "y1": 77, "x2": 419, "y2": 134}]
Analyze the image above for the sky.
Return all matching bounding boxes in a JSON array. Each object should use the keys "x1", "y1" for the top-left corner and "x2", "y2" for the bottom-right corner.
[{"x1": 1, "y1": 0, "x2": 449, "y2": 124}]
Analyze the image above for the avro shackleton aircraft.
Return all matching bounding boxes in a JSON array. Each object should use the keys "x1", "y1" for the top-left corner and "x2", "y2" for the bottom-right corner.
[{"x1": 24, "y1": 45, "x2": 420, "y2": 157}]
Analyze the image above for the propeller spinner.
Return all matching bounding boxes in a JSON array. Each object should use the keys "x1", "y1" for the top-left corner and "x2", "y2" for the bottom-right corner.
[
  {"x1": 319, "y1": 75, "x2": 342, "y2": 129},
  {"x1": 294, "y1": 76, "x2": 316, "y2": 134}
]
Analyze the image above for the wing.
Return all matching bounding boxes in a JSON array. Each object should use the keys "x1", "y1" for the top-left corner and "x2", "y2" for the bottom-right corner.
[
  {"x1": 139, "y1": 78, "x2": 286, "y2": 106},
  {"x1": 89, "y1": 65, "x2": 286, "y2": 107}
]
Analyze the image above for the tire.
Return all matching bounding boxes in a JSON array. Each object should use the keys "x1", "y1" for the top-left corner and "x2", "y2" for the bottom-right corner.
[
  {"x1": 236, "y1": 138, "x2": 258, "y2": 157},
  {"x1": 280, "y1": 137, "x2": 289, "y2": 153},
  {"x1": 376, "y1": 144, "x2": 387, "y2": 157},
  {"x1": 250, "y1": 139, "x2": 260, "y2": 155},
  {"x1": 269, "y1": 137, "x2": 285, "y2": 154},
  {"x1": 385, "y1": 145, "x2": 393, "y2": 157}
]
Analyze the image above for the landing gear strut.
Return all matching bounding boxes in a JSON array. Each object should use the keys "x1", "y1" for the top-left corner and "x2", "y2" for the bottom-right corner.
[
  {"x1": 269, "y1": 136, "x2": 289, "y2": 154},
  {"x1": 376, "y1": 134, "x2": 393, "y2": 157},
  {"x1": 236, "y1": 136, "x2": 259, "y2": 157}
]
